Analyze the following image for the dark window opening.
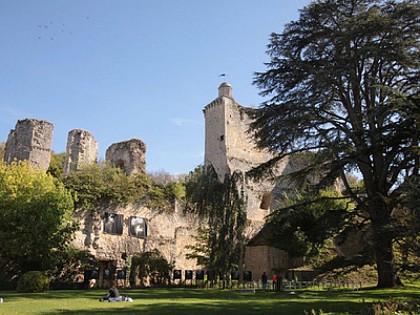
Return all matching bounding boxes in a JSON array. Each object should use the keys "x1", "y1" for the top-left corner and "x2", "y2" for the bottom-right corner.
[
  {"x1": 260, "y1": 192, "x2": 272, "y2": 210},
  {"x1": 103, "y1": 213, "x2": 123, "y2": 235},
  {"x1": 220, "y1": 135, "x2": 224, "y2": 141}
]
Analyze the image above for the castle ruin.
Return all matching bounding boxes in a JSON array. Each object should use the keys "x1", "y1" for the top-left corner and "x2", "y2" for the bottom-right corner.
[
  {"x1": 3, "y1": 118, "x2": 54, "y2": 171},
  {"x1": 1, "y1": 83, "x2": 301, "y2": 287},
  {"x1": 105, "y1": 139, "x2": 146, "y2": 175},
  {"x1": 203, "y1": 83, "x2": 290, "y2": 222},
  {"x1": 203, "y1": 83, "x2": 298, "y2": 279},
  {"x1": 63, "y1": 129, "x2": 98, "y2": 176}
]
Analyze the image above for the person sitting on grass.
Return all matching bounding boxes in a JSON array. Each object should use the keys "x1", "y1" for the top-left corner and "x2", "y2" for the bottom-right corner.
[
  {"x1": 100, "y1": 282, "x2": 120, "y2": 302},
  {"x1": 100, "y1": 282, "x2": 133, "y2": 302}
]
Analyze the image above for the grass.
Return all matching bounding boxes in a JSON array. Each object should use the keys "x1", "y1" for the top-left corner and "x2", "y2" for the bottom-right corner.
[{"x1": 0, "y1": 283, "x2": 419, "y2": 315}]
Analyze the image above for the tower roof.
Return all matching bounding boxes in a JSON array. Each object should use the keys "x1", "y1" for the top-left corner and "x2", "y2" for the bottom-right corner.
[{"x1": 218, "y1": 82, "x2": 232, "y2": 98}]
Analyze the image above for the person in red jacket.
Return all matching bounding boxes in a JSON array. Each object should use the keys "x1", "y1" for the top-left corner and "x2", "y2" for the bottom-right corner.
[{"x1": 272, "y1": 274, "x2": 278, "y2": 291}]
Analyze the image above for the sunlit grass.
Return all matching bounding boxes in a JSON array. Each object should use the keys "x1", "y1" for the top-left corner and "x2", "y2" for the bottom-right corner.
[{"x1": 0, "y1": 282, "x2": 418, "y2": 315}]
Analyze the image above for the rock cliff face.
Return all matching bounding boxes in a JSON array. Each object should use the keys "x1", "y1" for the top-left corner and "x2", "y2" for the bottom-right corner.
[
  {"x1": 105, "y1": 139, "x2": 146, "y2": 175},
  {"x1": 4, "y1": 118, "x2": 53, "y2": 171},
  {"x1": 64, "y1": 129, "x2": 98, "y2": 176},
  {"x1": 73, "y1": 204, "x2": 201, "y2": 275}
]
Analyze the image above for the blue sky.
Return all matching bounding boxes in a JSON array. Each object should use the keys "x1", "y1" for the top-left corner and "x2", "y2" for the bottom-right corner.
[{"x1": 0, "y1": 0, "x2": 311, "y2": 174}]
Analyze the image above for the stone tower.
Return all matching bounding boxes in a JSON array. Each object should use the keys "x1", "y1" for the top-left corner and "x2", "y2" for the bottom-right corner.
[
  {"x1": 203, "y1": 83, "x2": 289, "y2": 222},
  {"x1": 4, "y1": 118, "x2": 54, "y2": 171},
  {"x1": 64, "y1": 129, "x2": 98, "y2": 176},
  {"x1": 105, "y1": 139, "x2": 146, "y2": 175}
]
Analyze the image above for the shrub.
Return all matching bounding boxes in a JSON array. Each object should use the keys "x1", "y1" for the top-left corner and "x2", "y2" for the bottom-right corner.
[
  {"x1": 360, "y1": 299, "x2": 420, "y2": 315},
  {"x1": 16, "y1": 271, "x2": 49, "y2": 292}
]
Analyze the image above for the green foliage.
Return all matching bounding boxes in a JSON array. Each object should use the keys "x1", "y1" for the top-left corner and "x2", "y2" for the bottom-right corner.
[
  {"x1": 63, "y1": 162, "x2": 181, "y2": 212},
  {"x1": 363, "y1": 299, "x2": 420, "y2": 315},
  {"x1": 185, "y1": 165, "x2": 224, "y2": 216},
  {"x1": 16, "y1": 271, "x2": 49, "y2": 293},
  {"x1": 64, "y1": 162, "x2": 146, "y2": 209},
  {"x1": 0, "y1": 161, "x2": 76, "y2": 277},
  {"x1": 185, "y1": 165, "x2": 247, "y2": 278},
  {"x1": 252, "y1": 0, "x2": 419, "y2": 287},
  {"x1": 49, "y1": 246, "x2": 98, "y2": 289},
  {"x1": 0, "y1": 142, "x2": 5, "y2": 161},
  {"x1": 130, "y1": 249, "x2": 173, "y2": 287},
  {"x1": 394, "y1": 176, "x2": 420, "y2": 274},
  {"x1": 185, "y1": 227, "x2": 211, "y2": 266},
  {"x1": 268, "y1": 189, "x2": 351, "y2": 259},
  {"x1": 164, "y1": 180, "x2": 186, "y2": 200},
  {"x1": 47, "y1": 152, "x2": 66, "y2": 180}
]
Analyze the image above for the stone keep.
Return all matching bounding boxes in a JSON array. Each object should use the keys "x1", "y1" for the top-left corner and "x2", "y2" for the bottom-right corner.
[
  {"x1": 4, "y1": 118, "x2": 53, "y2": 171},
  {"x1": 105, "y1": 139, "x2": 146, "y2": 175},
  {"x1": 64, "y1": 129, "x2": 98, "y2": 176},
  {"x1": 203, "y1": 83, "x2": 289, "y2": 222}
]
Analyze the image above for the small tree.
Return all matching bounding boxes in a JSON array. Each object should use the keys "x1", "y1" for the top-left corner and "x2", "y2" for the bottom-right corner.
[
  {"x1": 0, "y1": 161, "x2": 76, "y2": 277},
  {"x1": 185, "y1": 165, "x2": 247, "y2": 286},
  {"x1": 47, "y1": 152, "x2": 66, "y2": 180},
  {"x1": 130, "y1": 249, "x2": 172, "y2": 287}
]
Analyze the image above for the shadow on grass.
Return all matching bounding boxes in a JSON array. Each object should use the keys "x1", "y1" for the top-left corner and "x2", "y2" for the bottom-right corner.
[
  {"x1": 37, "y1": 300, "x2": 366, "y2": 315},
  {"x1": 299, "y1": 287, "x2": 420, "y2": 300}
]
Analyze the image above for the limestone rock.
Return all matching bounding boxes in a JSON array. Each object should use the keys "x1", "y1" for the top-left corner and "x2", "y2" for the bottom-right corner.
[
  {"x1": 4, "y1": 118, "x2": 53, "y2": 171},
  {"x1": 64, "y1": 129, "x2": 98, "y2": 176},
  {"x1": 106, "y1": 139, "x2": 146, "y2": 175}
]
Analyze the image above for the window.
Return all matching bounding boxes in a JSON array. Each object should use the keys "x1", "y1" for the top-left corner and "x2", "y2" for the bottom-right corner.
[
  {"x1": 129, "y1": 216, "x2": 148, "y2": 238},
  {"x1": 260, "y1": 192, "x2": 272, "y2": 210},
  {"x1": 103, "y1": 213, "x2": 123, "y2": 235}
]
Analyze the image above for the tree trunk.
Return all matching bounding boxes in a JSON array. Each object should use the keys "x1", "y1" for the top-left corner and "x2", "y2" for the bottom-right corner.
[{"x1": 372, "y1": 224, "x2": 398, "y2": 288}]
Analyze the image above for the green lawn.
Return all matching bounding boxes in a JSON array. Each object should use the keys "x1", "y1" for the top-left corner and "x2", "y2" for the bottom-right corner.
[{"x1": 0, "y1": 283, "x2": 419, "y2": 315}]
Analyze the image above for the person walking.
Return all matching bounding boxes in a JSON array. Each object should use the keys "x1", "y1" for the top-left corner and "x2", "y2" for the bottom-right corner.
[{"x1": 261, "y1": 272, "x2": 268, "y2": 290}]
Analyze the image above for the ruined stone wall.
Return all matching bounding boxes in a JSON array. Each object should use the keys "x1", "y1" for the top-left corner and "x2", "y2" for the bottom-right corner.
[
  {"x1": 244, "y1": 245, "x2": 288, "y2": 279},
  {"x1": 64, "y1": 129, "x2": 98, "y2": 176},
  {"x1": 73, "y1": 203, "x2": 200, "y2": 276},
  {"x1": 4, "y1": 118, "x2": 53, "y2": 171},
  {"x1": 105, "y1": 139, "x2": 146, "y2": 175},
  {"x1": 244, "y1": 245, "x2": 302, "y2": 280}
]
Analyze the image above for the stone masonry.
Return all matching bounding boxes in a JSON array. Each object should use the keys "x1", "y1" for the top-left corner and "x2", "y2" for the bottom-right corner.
[
  {"x1": 72, "y1": 203, "x2": 201, "y2": 287},
  {"x1": 4, "y1": 118, "x2": 53, "y2": 171},
  {"x1": 64, "y1": 129, "x2": 98, "y2": 176},
  {"x1": 203, "y1": 83, "x2": 290, "y2": 223},
  {"x1": 106, "y1": 139, "x2": 146, "y2": 175},
  {"x1": 203, "y1": 83, "x2": 301, "y2": 280}
]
